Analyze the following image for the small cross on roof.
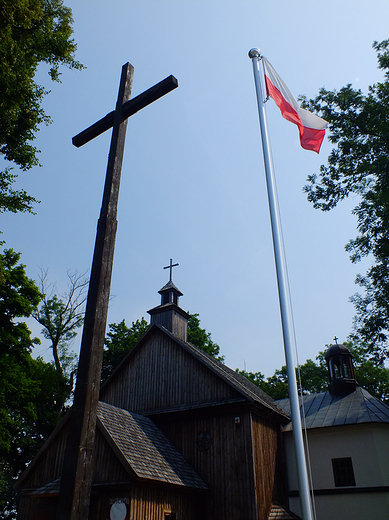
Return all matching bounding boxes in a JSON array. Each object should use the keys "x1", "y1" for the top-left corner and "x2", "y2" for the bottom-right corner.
[{"x1": 163, "y1": 258, "x2": 179, "y2": 282}]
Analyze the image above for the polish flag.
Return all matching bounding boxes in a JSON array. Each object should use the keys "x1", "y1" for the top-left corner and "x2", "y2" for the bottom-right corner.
[{"x1": 262, "y1": 57, "x2": 327, "y2": 153}]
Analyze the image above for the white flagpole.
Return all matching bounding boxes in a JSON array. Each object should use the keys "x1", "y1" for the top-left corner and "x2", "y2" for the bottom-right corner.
[{"x1": 248, "y1": 48, "x2": 314, "y2": 520}]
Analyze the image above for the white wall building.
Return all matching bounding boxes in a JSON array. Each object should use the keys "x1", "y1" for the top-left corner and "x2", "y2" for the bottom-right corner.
[{"x1": 277, "y1": 344, "x2": 389, "y2": 520}]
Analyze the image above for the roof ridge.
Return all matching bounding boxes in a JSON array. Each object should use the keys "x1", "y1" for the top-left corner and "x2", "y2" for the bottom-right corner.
[{"x1": 158, "y1": 325, "x2": 288, "y2": 418}]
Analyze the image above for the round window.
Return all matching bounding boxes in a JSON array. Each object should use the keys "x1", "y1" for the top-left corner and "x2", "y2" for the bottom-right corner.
[{"x1": 196, "y1": 431, "x2": 212, "y2": 451}]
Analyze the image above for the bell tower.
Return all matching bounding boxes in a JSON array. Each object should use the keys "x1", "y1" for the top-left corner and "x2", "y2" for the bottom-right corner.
[
  {"x1": 147, "y1": 259, "x2": 190, "y2": 342},
  {"x1": 325, "y1": 341, "x2": 358, "y2": 396}
]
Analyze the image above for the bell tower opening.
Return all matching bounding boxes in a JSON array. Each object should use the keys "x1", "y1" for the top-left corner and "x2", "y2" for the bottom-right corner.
[{"x1": 325, "y1": 342, "x2": 358, "y2": 396}]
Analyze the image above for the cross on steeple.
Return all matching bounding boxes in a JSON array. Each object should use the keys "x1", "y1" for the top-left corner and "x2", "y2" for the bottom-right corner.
[
  {"x1": 163, "y1": 258, "x2": 179, "y2": 282},
  {"x1": 333, "y1": 336, "x2": 339, "y2": 344}
]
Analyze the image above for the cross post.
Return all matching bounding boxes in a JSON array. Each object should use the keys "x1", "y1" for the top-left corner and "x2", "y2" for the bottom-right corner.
[
  {"x1": 163, "y1": 258, "x2": 179, "y2": 282},
  {"x1": 56, "y1": 63, "x2": 178, "y2": 520}
]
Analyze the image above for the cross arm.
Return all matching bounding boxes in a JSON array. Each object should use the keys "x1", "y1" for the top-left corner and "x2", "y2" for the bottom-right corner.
[{"x1": 72, "y1": 75, "x2": 178, "y2": 148}]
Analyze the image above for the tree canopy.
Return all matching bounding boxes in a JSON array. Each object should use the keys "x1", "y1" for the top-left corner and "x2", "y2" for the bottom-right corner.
[
  {"x1": 33, "y1": 269, "x2": 88, "y2": 412},
  {"x1": 187, "y1": 313, "x2": 224, "y2": 362},
  {"x1": 0, "y1": 249, "x2": 41, "y2": 355},
  {"x1": 0, "y1": 249, "x2": 65, "y2": 518},
  {"x1": 101, "y1": 318, "x2": 149, "y2": 382},
  {"x1": 0, "y1": 0, "x2": 83, "y2": 215},
  {"x1": 300, "y1": 39, "x2": 389, "y2": 361},
  {"x1": 238, "y1": 341, "x2": 389, "y2": 402}
]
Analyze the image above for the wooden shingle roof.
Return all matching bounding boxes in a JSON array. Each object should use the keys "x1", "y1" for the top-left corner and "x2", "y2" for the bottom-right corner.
[
  {"x1": 276, "y1": 387, "x2": 389, "y2": 431},
  {"x1": 268, "y1": 503, "x2": 301, "y2": 519},
  {"x1": 23, "y1": 402, "x2": 207, "y2": 496},
  {"x1": 97, "y1": 401, "x2": 207, "y2": 489}
]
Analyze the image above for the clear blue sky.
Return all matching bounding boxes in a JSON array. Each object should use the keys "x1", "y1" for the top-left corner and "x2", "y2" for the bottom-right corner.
[{"x1": 2, "y1": 0, "x2": 389, "y2": 376}]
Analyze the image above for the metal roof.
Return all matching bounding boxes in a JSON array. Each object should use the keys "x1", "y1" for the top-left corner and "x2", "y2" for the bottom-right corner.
[
  {"x1": 97, "y1": 401, "x2": 207, "y2": 489},
  {"x1": 276, "y1": 387, "x2": 389, "y2": 431}
]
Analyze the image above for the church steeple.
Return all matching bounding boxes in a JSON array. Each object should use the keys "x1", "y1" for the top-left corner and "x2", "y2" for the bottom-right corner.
[
  {"x1": 325, "y1": 341, "x2": 358, "y2": 396},
  {"x1": 147, "y1": 259, "x2": 190, "y2": 342}
]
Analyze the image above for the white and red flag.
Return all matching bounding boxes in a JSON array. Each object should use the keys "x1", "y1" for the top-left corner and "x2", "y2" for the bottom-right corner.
[{"x1": 262, "y1": 57, "x2": 327, "y2": 153}]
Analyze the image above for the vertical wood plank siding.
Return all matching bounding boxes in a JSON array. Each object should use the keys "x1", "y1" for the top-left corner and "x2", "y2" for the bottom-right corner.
[
  {"x1": 156, "y1": 411, "x2": 258, "y2": 520},
  {"x1": 21, "y1": 424, "x2": 69, "y2": 490},
  {"x1": 150, "y1": 309, "x2": 188, "y2": 342},
  {"x1": 100, "y1": 329, "x2": 241, "y2": 412},
  {"x1": 93, "y1": 428, "x2": 130, "y2": 483},
  {"x1": 251, "y1": 412, "x2": 287, "y2": 518},
  {"x1": 89, "y1": 484, "x2": 202, "y2": 520},
  {"x1": 16, "y1": 425, "x2": 69, "y2": 520}
]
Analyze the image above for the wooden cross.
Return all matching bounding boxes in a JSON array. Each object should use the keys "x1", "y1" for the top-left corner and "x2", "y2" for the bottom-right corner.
[
  {"x1": 163, "y1": 258, "x2": 179, "y2": 282},
  {"x1": 56, "y1": 63, "x2": 178, "y2": 520}
]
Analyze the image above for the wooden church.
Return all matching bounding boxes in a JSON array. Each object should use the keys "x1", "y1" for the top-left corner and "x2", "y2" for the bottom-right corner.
[{"x1": 15, "y1": 278, "x2": 298, "y2": 520}]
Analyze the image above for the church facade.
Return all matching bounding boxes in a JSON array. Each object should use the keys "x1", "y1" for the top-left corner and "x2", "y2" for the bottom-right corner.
[{"x1": 15, "y1": 281, "x2": 296, "y2": 520}]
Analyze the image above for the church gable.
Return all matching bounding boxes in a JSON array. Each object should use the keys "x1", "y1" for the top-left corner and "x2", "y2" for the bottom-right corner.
[
  {"x1": 96, "y1": 401, "x2": 207, "y2": 489},
  {"x1": 100, "y1": 325, "x2": 245, "y2": 413}
]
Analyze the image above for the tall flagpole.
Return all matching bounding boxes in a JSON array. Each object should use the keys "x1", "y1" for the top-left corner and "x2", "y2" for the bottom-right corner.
[{"x1": 248, "y1": 48, "x2": 314, "y2": 520}]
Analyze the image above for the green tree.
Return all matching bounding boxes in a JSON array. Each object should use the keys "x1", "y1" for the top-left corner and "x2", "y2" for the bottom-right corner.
[
  {"x1": 238, "y1": 341, "x2": 389, "y2": 402},
  {"x1": 0, "y1": 167, "x2": 38, "y2": 215},
  {"x1": 260, "y1": 359, "x2": 329, "y2": 400},
  {"x1": 236, "y1": 367, "x2": 290, "y2": 400},
  {"x1": 0, "y1": 0, "x2": 83, "y2": 214},
  {"x1": 187, "y1": 313, "x2": 224, "y2": 362},
  {"x1": 0, "y1": 249, "x2": 41, "y2": 515},
  {"x1": 300, "y1": 39, "x2": 389, "y2": 361},
  {"x1": 101, "y1": 318, "x2": 149, "y2": 382},
  {"x1": 0, "y1": 249, "x2": 41, "y2": 356},
  {"x1": 0, "y1": 249, "x2": 64, "y2": 517},
  {"x1": 33, "y1": 269, "x2": 88, "y2": 412},
  {"x1": 0, "y1": 355, "x2": 63, "y2": 519}
]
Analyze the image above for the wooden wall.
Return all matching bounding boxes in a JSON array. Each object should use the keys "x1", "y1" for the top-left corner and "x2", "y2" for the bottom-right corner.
[
  {"x1": 17, "y1": 324, "x2": 287, "y2": 520},
  {"x1": 89, "y1": 484, "x2": 203, "y2": 520},
  {"x1": 154, "y1": 408, "x2": 258, "y2": 520},
  {"x1": 19, "y1": 482, "x2": 202, "y2": 520},
  {"x1": 17, "y1": 495, "x2": 57, "y2": 520},
  {"x1": 251, "y1": 412, "x2": 288, "y2": 518},
  {"x1": 100, "y1": 328, "x2": 241, "y2": 413},
  {"x1": 19, "y1": 423, "x2": 69, "y2": 492},
  {"x1": 16, "y1": 423, "x2": 69, "y2": 520}
]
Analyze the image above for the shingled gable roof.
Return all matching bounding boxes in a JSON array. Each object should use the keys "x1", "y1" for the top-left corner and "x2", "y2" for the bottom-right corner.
[
  {"x1": 276, "y1": 387, "x2": 389, "y2": 431},
  {"x1": 96, "y1": 401, "x2": 207, "y2": 489},
  {"x1": 22, "y1": 401, "x2": 207, "y2": 495},
  {"x1": 268, "y1": 503, "x2": 301, "y2": 519},
  {"x1": 101, "y1": 322, "x2": 288, "y2": 421}
]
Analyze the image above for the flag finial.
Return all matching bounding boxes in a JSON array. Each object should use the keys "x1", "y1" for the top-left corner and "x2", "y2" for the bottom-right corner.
[{"x1": 248, "y1": 48, "x2": 260, "y2": 59}]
